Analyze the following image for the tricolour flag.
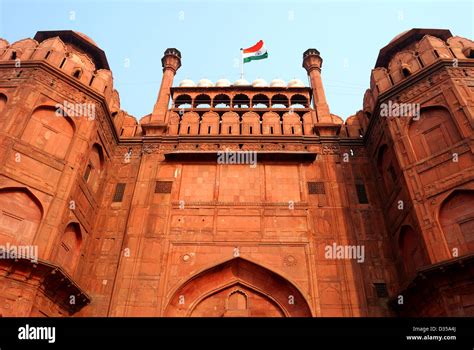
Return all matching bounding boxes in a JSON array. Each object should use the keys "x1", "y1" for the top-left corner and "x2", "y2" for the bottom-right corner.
[{"x1": 242, "y1": 40, "x2": 268, "y2": 63}]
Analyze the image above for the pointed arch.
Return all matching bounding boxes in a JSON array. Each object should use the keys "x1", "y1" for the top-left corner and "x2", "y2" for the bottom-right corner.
[
  {"x1": 438, "y1": 189, "x2": 474, "y2": 257},
  {"x1": 376, "y1": 144, "x2": 399, "y2": 194},
  {"x1": 21, "y1": 105, "x2": 75, "y2": 159},
  {"x1": 84, "y1": 143, "x2": 105, "y2": 194},
  {"x1": 54, "y1": 222, "x2": 82, "y2": 276},
  {"x1": 164, "y1": 257, "x2": 312, "y2": 317},
  {"x1": 0, "y1": 93, "x2": 7, "y2": 114},
  {"x1": 0, "y1": 187, "x2": 43, "y2": 246},
  {"x1": 407, "y1": 106, "x2": 461, "y2": 161},
  {"x1": 398, "y1": 225, "x2": 429, "y2": 279}
]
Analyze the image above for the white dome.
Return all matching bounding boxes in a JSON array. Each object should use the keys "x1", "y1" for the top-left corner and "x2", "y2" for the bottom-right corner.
[
  {"x1": 270, "y1": 79, "x2": 286, "y2": 87},
  {"x1": 287, "y1": 78, "x2": 305, "y2": 87},
  {"x1": 179, "y1": 79, "x2": 196, "y2": 87},
  {"x1": 233, "y1": 78, "x2": 250, "y2": 86},
  {"x1": 197, "y1": 78, "x2": 213, "y2": 87},
  {"x1": 215, "y1": 79, "x2": 231, "y2": 87},
  {"x1": 252, "y1": 78, "x2": 268, "y2": 87}
]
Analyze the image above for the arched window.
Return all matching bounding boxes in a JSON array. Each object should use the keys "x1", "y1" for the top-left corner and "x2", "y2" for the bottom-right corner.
[
  {"x1": 252, "y1": 94, "x2": 269, "y2": 108},
  {"x1": 463, "y1": 47, "x2": 474, "y2": 59},
  {"x1": 84, "y1": 144, "x2": 105, "y2": 193},
  {"x1": 213, "y1": 94, "x2": 231, "y2": 108},
  {"x1": 290, "y1": 94, "x2": 308, "y2": 108},
  {"x1": 0, "y1": 188, "x2": 42, "y2": 246},
  {"x1": 55, "y1": 222, "x2": 82, "y2": 275},
  {"x1": 194, "y1": 94, "x2": 211, "y2": 108},
  {"x1": 439, "y1": 190, "x2": 474, "y2": 257},
  {"x1": 233, "y1": 94, "x2": 250, "y2": 108},
  {"x1": 399, "y1": 225, "x2": 429, "y2": 279},
  {"x1": 402, "y1": 67, "x2": 411, "y2": 78},
  {"x1": 174, "y1": 94, "x2": 192, "y2": 109},
  {"x1": 408, "y1": 107, "x2": 461, "y2": 160},
  {"x1": 72, "y1": 69, "x2": 81, "y2": 79},
  {"x1": 0, "y1": 93, "x2": 7, "y2": 114},
  {"x1": 271, "y1": 94, "x2": 289, "y2": 108},
  {"x1": 21, "y1": 106, "x2": 75, "y2": 159}
]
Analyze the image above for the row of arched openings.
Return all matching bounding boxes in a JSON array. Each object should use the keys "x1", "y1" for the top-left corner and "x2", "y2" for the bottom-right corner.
[{"x1": 174, "y1": 93, "x2": 309, "y2": 109}]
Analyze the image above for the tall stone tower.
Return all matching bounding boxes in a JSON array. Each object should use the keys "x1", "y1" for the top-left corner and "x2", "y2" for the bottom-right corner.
[
  {"x1": 0, "y1": 28, "x2": 472, "y2": 317},
  {"x1": 366, "y1": 29, "x2": 474, "y2": 316}
]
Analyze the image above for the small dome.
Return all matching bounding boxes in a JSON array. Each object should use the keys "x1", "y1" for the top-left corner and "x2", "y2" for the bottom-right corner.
[
  {"x1": 74, "y1": 31, "x2": 98, "y2": 46},
  {"x1": 287, "y1": 78, "x2": 305, "y2": 87},
  {"x1": 215, "y1": 79, "x2": 231, "y2": 87},
  {"x1": 197, "y1": 79, "x2": 213, "y2": 87},
  {"x1": 270, "y1": 79, "x2": 286, "y2": 87},
  {"x1": 389, "y1": 30, "x2": 410, "y2": 44},
  {"x1": 233, "y1": 78, "x2": 250, "y2": 86},
  {"x1": 252, "y1": 78, "x2": 268, "y2": 87},
  {"x1": 179, "y1": 79, "x2": 196, "y2": 87}
]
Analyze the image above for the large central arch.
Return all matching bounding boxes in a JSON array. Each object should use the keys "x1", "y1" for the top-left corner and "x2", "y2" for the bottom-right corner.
[{"x1": 164, "y1": 257, "x2": 313, "y2": 317}]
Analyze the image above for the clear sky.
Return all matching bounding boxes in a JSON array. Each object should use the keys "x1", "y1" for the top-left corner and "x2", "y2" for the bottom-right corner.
[{"x1": 1, "y1": 0, "x2": 473, "y2": 120}]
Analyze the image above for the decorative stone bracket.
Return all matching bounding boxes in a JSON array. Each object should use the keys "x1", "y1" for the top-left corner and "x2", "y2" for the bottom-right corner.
[{"x1": 0, "y1": 253, "x2": 91, "y2": 315}]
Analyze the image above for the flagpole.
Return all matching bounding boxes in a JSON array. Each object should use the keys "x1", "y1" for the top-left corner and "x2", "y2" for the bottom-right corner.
[{"x1": 240, "y1": 48, "x2": 244, "y2": 79}]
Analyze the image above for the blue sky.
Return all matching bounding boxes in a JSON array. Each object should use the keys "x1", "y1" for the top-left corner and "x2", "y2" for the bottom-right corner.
[{"x1": 1, "y1": 0, "x2": 473, "y2": 120}]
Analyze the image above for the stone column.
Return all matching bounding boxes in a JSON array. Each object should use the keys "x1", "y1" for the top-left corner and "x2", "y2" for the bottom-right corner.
[
  {"x1": 143, "y1": 48, "x2": 181, "y2": 135},
  {"x1": 302, "y1": 48, "x2": 330, "y2": 120}
]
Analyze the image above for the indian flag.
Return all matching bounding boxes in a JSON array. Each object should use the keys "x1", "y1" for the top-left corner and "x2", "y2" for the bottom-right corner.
[{"x1": 242, "y1": 40, "x2": 268, "y2": 63}]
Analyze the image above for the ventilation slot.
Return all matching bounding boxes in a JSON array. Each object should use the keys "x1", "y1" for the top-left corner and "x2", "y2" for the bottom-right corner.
[
  {"x1": 112, "y1": 183, "x2": 126, "y2": 202},
  {"x1": 308, "y1": 182, "x2": 325, "y2": 194}
]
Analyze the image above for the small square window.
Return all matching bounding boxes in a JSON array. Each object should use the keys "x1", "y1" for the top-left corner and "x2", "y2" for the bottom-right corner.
[
  {"x1": 374, "y1": 283, "x2": 388, "y2": 298},
  {"x1": 308, "y1": 182, "x2": 325, "y2": 194},
  {"x1": 155, "y1": 181, "x2": 173, "y2": 193}
]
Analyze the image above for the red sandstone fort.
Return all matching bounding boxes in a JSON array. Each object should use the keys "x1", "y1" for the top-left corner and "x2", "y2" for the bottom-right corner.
[{"x1": 0, "y1": 29, "x2": 472, "y2": 317}]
